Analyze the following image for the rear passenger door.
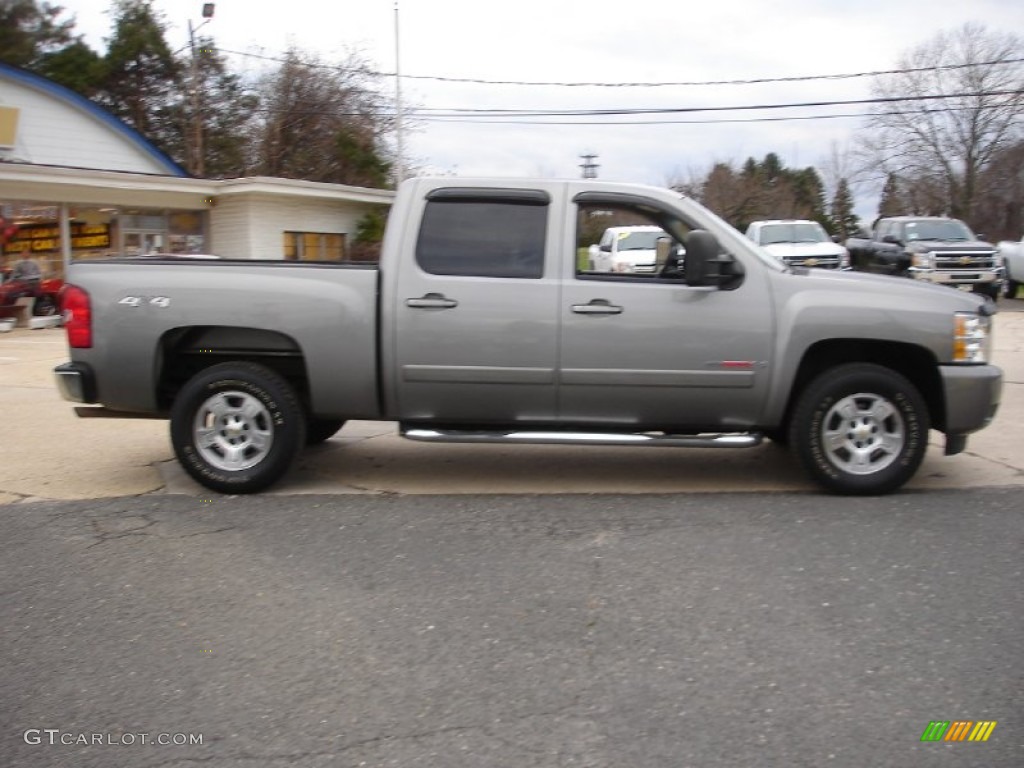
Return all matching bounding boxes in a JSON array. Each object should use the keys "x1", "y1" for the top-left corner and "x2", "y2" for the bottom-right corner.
[{"x1": 392, "y1": 187, "x2": 560, "y2": 424}]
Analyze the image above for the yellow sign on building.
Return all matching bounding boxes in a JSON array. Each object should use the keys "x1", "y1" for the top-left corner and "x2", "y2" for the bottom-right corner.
[{"x1": 0, "y1": 106, "x2": 19, "y2": 148}]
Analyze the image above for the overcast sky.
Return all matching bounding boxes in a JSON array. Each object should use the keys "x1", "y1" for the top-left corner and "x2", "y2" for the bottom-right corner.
[{"x1": 56, "y1": 0, "x2": 1024, "y2": 213}]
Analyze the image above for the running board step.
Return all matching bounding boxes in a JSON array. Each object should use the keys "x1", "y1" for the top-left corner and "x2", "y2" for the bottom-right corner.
[{"x1": 401, "y1": 427, "x2": 762, "y2": 449}]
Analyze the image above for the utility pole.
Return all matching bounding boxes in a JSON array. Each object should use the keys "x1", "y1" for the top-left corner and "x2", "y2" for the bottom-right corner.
[
  {"x1": 394, "y1": 0, "x2": 405, "y2": 186},
  {"x1": 579, "y1": 153, "x2": 599, "y2": 179},
  {"x1": 187, "y1": 3, "x2": 215, "y2": 177}
]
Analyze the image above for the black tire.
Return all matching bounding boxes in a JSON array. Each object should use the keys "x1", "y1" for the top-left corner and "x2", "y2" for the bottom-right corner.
[
  {"x1": 33, "y1": 295, "x2": 57, "y2": 316},
  {"x1": 1005, "y1": 279, "x2": 1020, "y2": 300},
  {"x1": 170, "y1": 362, "x2": 306, "y2": 494},
  {"x1": 789, "y1": 363, "x2": 929, "y2": 495},
  {"x1": 973, "y1": 284, "x2": 999, "y2": 302},
  {"x1": 306, "y1": 418, "x2": 346, "y2": 445}
]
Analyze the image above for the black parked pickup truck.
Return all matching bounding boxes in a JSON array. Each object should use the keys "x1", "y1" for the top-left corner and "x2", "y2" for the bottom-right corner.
[{"x1": 846, "y1": 216, "x2": 1003, "y2": 300}]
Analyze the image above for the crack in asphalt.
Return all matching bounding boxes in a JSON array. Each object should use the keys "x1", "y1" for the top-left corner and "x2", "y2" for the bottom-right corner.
[{"x1": 135, "y1": 702, "x2": 588, "y2": 767}]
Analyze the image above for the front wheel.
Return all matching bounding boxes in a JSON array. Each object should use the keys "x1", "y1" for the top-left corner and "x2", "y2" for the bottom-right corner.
[
  {"x1": 973, "y1": 284, "x2": 999, "y2": 302},
  {"x1": 33, "y1": 295, "x2": 57, "y2": 316},
  {"x1": 1004, "y1": 279, "x2": 1020, "y2": 300},
  {"x1": 789, "y1": 364, "x2": 929, "y2": 495},
  {"x1": 170, "y1": 362, "x2": 306, "y2": 494}
]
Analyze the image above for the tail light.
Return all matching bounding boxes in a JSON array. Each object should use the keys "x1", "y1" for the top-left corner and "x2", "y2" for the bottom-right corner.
[{"x1": 61, "y1": 284, "x2": 92, "y2": 348}]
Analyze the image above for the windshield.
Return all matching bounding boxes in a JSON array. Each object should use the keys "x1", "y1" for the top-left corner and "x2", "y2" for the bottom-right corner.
[
  {"x1": 903, "y1": 220, "x2": 974, "y2": 242},
  {"x1": 617, "y1": 230, "x2": 662, "y2": 251},
  {"x1": 759, "y1": 222, "x2": 828, "y2": 245}
]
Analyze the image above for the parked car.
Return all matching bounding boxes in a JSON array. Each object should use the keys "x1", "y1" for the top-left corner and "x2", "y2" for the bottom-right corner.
[
  {"x1": 588, "y1": 225, "x2": 666, "y2": 273},
  {"x1": 996, "y1": 236, "x2": 1023, "y2": 299},
  {"x1": 846, "y1": 216, "x2": 1003, "y2": 300},
  {"x1": 745, "y1": 219, "x2": 849, "y2": 270},
  {"x1": 0, "y1": 268, "x2": 61, "y2": 316}
]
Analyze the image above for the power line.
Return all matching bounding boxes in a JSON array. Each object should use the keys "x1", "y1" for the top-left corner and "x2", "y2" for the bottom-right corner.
[
  {"x1": 216, "y1": 47, "x2": 1024, "y2": 89},
  {"x1": 245, "y1": 92, "x2": 1020, "y2": 126},
  {"x1": 406, "y1": 89, "x2": 1023, "y2": 118}
]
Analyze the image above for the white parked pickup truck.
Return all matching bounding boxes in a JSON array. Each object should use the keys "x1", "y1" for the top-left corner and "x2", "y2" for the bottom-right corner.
[
  {"x1": 997, "y1": 237, "x2": 1023, "y2": 299},
  {"x1": 745, "y1": 219, "x2": 849, "y2": 270},
  {"x1": 588, "y1": 225, "x2": 665, "y2": 273}
]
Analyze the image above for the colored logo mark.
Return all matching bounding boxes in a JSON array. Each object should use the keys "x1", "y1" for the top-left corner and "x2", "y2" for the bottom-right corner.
[{"x1": 921, "y1": 720, "x2": 997, "y2": 742}]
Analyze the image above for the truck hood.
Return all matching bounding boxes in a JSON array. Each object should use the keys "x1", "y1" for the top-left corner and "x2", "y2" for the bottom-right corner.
[
  {"x1": 763, "y1": 242, "x2": 845, "y2": 259},
  {"x1": 612, "y1": 248, "x2": 657, "y2": 267},
  {"x1": 784, "y1": 263, "x2": 992, "y2": 312},
  {"x1": 905, "y1": 239, "x2": 994, "y2": 253}
]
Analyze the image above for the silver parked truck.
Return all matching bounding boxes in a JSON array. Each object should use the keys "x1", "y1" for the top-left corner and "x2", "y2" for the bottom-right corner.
[{"x1": 54, "y1": 177, "x2": 1002, "y2": 495}]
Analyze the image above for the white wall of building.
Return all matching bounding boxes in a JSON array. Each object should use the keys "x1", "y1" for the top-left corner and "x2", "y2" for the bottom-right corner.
[
  {"x1": 209, "y1": 193, "x2": 378, "y2": 260},
  {"x1": 0, "y1": 78, "x2": 175, "y2": 175}
]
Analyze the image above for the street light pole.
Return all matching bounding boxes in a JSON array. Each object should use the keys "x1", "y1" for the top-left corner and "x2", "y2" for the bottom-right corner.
[{"x1": 188, "y1": 3, "x2": 215, "y2": 177}]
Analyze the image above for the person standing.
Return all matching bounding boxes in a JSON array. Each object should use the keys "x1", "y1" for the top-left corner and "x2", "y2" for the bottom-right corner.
[{"x1": 11, "y1": 249, "x2": 41, "y2": 282}]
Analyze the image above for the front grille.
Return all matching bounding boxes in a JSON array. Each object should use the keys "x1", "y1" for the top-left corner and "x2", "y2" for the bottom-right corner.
[
  {"x1": 783, "y1": 255, "x2": 842, "y2": 269},
  {"x1": 931, "y1": 250, "x2": 997, "y2": 270}
]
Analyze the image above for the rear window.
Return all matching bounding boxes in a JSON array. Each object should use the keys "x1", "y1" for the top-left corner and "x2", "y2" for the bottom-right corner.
[{"x1": 416, "y1": 200, "x2": 547, "y2": 279}]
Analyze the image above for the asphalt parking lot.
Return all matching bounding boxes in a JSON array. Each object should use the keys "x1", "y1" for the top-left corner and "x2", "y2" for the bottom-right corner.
[{"x1": 1, "y1": 299, "x2": 1022, "y2": 503}]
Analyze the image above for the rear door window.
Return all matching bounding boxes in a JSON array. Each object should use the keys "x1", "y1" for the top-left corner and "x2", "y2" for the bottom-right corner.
[{"x1": 416, "y1": 195, "x2": 548, "y2": 279}]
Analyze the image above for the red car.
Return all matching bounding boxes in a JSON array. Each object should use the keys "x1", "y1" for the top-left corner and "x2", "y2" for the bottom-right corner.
[{"x1": 0, "y1": 269, "x2": 62, "y2": 317}]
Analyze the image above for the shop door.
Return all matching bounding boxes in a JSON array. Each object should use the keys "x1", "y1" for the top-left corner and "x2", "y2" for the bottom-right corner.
[{"x1": 122, "y1": 230, "x2": 166, "y2": 256}]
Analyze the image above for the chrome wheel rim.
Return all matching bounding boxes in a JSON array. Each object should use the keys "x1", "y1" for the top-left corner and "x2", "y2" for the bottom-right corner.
[
  {"x1": 193, "y1": 390, "x2": 274, "y2": 471},
  {"x1": 821, "y1": 392, "x2": 904, "y2": 475}
]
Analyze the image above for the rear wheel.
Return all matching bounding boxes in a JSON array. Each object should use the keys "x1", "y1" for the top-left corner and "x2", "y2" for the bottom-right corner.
[
  {"x1": 789, "y1": 363, "x2": 929, "y2": 495},
  {"x1": 306, "y1": 418, "x2": 346, "y2": 445},
  {"x1": 1005, "y1": 279, "x2": 1020, "y2": 299},
  {"x1": 170, "y1": 362, "x2": 306, "y2": 494}
]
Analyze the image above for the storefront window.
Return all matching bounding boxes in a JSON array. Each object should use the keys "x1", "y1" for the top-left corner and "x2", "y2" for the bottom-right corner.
[
  {"x1": 283, "y1": 231, "x2": 347, "y2": 261},
  {"x1": 1, "y1": 203, "x2": 208, "y2": 279}
]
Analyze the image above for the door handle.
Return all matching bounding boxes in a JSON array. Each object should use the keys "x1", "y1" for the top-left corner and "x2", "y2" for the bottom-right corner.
[
  {"x1": 405, "y1": 293, "x2": 458, "y2": 309},
  {"x1": 571, "y1": 299, "x2": 623, "y2": 315}
]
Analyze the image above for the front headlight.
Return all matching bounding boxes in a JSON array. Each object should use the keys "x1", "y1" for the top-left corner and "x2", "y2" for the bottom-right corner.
[
  {"x1": 911, "y1": 251, "x2": 935, "y2": 269},
  {"x1": 953, "y1": 312, "x2": 991, "y2": 363}
]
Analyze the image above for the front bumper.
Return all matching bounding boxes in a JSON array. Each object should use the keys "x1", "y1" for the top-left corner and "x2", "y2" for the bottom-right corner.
[
  {"x1": 908, "y1": 268, "x2": 1001, "y2": 286},
  {"x1": 940, "y1": 363, "x2": 1002, "y2": 437}
]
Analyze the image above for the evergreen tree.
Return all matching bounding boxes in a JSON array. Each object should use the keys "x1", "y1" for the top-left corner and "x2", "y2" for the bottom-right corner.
[
  {"x1": 95, "y1": 0, "x2": 181, "y2": 161},
  {"x1": 0, "y1": 0, "x2": 103, "y2": 93},
  {"x1": 830, "y1": 178, "x2": 860, "y2": 239},
  {"x1": 878, "y1": 173, "x2": 903, "y2": 217},
  {"x1": 0, "y1": 0, "x2": 73, "y2": 67}
]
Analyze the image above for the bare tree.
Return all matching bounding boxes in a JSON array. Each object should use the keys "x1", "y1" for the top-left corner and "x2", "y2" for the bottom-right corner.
[
  {"x1": 974, "y1": 140, "x2": 1024, "y2": 239},
  {"x1": 248, "y1": 49, "x2": 395, "y2": 188},
  {"x1": 856, "y1": 23, "x2": 1024, "y2": 222}
]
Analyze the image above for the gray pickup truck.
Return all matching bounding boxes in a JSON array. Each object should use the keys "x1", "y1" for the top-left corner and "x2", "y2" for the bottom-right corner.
[{"x1": 54, "y1": 177, "x2": 1002, "y2": 496}]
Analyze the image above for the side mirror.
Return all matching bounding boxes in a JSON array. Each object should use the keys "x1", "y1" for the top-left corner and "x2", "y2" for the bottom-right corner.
[
  {"x1": 600, "y1": 243, "x2": 611, "y2": 253},
  {"x1": 831, "y1": 235, "x2": 841, "y2": 243},
  {"x1": 882, "y1": 234, "x2": 902, "y2": 245},
  {"x1": 684, "y1": 230, "x2": 739, "y2": 288}
]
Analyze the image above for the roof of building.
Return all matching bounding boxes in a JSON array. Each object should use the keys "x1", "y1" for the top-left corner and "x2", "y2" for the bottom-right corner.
[{"x1": 0, "y1": 61, "x2": 186, "y2": 177}]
